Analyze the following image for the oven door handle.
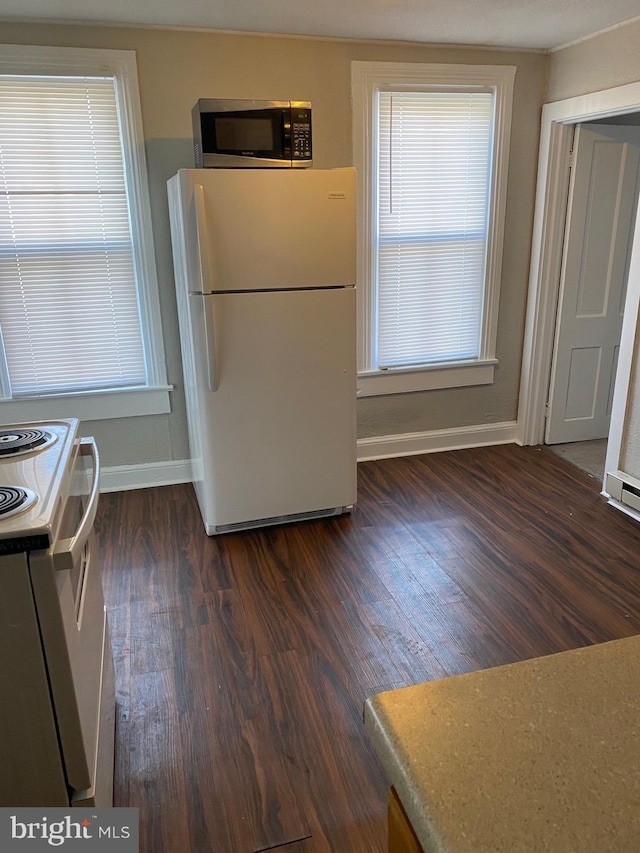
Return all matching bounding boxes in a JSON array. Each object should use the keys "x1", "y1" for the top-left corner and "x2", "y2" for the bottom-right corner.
[{"x1": 53, "y1": 438, "x2": 100, "y2": 572}]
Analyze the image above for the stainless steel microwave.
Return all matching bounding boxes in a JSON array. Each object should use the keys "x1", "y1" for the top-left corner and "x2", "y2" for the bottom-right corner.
[{"x1": 192, "y1": 99, "x2": 312, "y2": 168}]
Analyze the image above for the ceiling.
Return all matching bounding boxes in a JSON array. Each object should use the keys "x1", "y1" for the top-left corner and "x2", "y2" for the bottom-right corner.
[{"x1": 3, "y1": 0, "x2": 640, "y2": 50}]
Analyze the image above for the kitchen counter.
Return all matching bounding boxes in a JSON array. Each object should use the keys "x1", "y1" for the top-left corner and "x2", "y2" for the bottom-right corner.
[{"x1": 364, "y1": 635, "x2": 640, "y2": 852}]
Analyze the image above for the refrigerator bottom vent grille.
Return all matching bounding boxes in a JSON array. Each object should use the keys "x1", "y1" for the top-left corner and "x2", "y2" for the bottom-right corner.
[{"x1": 214, "y1": 505, "x2": 350, "y2": 535}]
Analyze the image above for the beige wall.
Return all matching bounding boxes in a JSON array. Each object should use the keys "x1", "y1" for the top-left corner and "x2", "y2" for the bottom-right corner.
[
  {"x1": 547, "y1": 19, "x2": 640, "y2": 103},
  {"x1": 0, "y1": 22, "x2": 547, "y2": 467}
]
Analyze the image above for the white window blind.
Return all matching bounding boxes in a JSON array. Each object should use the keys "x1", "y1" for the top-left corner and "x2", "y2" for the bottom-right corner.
[
  {"x1": 376, "y1": 90, "x2": 493, "y2": 370},
  {"x1": 0, "y1": 74, "x2": 146, "y2": 397}
]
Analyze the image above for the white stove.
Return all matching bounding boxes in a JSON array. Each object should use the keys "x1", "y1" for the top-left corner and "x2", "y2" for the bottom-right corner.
[
  {"x1": 0, "y1": 419, "x2": 115, "y2": 807},
  {"x1": 0, "y1": 421, "x2": 77, "y2": 551}
]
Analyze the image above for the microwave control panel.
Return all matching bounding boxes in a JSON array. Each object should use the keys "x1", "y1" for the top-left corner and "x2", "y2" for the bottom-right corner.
[{"x1": 291, "y1": 108, "x2": 312, "y2": 161}]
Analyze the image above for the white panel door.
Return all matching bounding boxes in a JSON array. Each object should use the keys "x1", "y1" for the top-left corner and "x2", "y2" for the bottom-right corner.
[
  {"x1": 199, "y1": 286, "x2": 356, "y2": 531},
  {"x1": 546, "y1": 124, "x2": 640, "y2": 444}
]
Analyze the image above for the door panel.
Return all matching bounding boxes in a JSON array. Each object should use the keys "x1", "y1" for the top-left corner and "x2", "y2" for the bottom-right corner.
[
  {"x1": 546, "y1": 123, "x2": 640, "y2": 444},
  {"x1": 565, "y1": 347, "x2": 601, "y2": 420}
]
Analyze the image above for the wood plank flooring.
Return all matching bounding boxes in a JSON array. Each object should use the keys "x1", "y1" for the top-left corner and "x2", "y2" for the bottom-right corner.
[{"x1": 95, "y1": 444, "x2": 640, "y2": 852}]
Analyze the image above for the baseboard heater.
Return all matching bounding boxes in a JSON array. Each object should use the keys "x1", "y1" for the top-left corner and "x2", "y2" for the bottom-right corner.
[{"x1": 604, "y1": 470, "x2": 640, "y2": 514}]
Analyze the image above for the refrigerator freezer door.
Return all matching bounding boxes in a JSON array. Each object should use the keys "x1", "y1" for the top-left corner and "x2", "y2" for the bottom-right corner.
[
  {"x1": 195, "y1": 287, "x2": 356, "y2": 532},
  {"x1": 176, "y1": 167, "x2": 356, "y2": 292}
]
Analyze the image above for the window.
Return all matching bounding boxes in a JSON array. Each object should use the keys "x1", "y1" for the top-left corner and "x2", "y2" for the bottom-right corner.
[
  {"x1": 352, "y1": 62, "x2": 515, "y2": 396},
  {"x1": 0, "y1": 45, "x2": 170, "y2": 421}
]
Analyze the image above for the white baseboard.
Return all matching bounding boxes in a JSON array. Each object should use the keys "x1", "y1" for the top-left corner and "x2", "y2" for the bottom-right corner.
[
  {"x1": 100, "y1": 459, "x2": 192, "y2": 493},
  {"x1": 356, "y1": 421, "x2": 519, "y2": 462},
  {"x1": 100, "y1": 421, "x2": 519, "y2": 491}
]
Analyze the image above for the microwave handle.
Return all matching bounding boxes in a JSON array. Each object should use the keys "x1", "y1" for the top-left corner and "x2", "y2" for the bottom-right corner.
[{"x1": 53, "y1": 438, "x2": 100, "y2": 572}]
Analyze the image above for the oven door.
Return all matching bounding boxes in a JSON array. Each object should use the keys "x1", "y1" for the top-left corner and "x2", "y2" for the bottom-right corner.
[{"x1": 29, "y1": 437, "x2": 108, "y2": 796}]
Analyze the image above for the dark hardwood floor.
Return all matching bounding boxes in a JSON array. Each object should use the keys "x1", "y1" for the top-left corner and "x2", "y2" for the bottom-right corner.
[{"x1": 96, "y1": 444, "x2": 640, "y2": 852}]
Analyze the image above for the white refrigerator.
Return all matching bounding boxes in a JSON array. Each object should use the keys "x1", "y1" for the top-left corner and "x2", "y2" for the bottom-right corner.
[{"x1": 167, "y1": 167, "x2": 357, "y2": 535}]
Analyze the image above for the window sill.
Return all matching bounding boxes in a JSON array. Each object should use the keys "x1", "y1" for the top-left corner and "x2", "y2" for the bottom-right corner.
[
  {"x1": 0, "y1": 385, "x2": 173, "y2": 423},
  {"x1": 357, "y1": 360, "x2": 496, "y2": 397}
]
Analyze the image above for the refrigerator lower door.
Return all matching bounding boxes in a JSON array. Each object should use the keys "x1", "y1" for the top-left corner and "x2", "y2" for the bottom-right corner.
[{"x1": 194, "y1": 287, "x2": 356, "y2": 534}]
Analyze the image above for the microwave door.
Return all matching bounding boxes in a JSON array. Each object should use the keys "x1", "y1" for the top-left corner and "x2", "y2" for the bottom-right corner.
[
  {"x1": 198, "y1": 108, "x2": 290, "y2": 168},
  {"x1": 192, "y1": 99, "x2": 312, "y2": 168}
]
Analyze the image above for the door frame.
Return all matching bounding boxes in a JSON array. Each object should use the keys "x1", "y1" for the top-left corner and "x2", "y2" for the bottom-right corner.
[{"x1": 518, "y1": 80, "x2": 640, "y2": 475}]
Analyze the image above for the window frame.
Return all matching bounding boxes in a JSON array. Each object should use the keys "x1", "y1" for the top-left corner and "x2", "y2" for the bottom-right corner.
[
  {"x1": 0, "y1": 44, "x2": 171, "y2": 421},
  {"x1": 351, "y1": 61, "x2": 516, "y2": 397}
]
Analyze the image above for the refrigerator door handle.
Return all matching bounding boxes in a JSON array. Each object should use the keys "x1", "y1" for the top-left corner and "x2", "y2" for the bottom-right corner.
[
  {"x1": 193, "y1": 185, "x2": 219, "y2": 391},
  {"x1": 201, "y1": 295, "x2": 219, "y2": 392},
  {"x1": 194, "y1": 183, "x2": 215, "y2": 293}
]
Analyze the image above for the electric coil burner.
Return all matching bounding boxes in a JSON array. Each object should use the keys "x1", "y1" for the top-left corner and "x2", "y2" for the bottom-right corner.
[
  {"x1": 0, "y1": 485, "x2": 37, "y2": 519},
  {"x1": 0, "y1": 428, "x2": 54, "y2": 457}
]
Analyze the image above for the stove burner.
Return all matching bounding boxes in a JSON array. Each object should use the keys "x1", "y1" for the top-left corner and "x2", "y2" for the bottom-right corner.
[
  {"x1": 0, "y1": 428, "x2": 53, "y2": 457},
  {"x1": 0, "y1": 486, "x2": 38, "y2": 519}
]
